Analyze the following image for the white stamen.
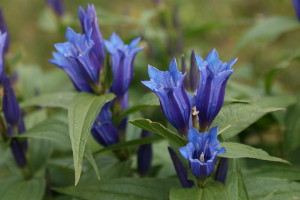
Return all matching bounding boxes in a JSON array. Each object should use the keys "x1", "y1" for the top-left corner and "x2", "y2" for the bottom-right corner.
[{"x1": 200, "y1": 152, "x2": 205, "y2": 163}]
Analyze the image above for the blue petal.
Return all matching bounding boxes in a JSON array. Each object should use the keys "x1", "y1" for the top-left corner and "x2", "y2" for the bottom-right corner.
[{"x1": 179, "y1": 142, "x2": 194, "y2": 159}]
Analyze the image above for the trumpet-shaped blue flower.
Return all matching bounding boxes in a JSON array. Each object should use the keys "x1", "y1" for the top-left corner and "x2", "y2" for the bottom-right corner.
[
  {"x1": 179, "y1": 127, "x2": 225, "y2": 178},
  {"x1": 79, "y1": 4, "x2": 105, "y2": 73},
  {"x1": 50, "y1": 27, "x2": 100, "y2": 93},
  {"x1": 142, "y1": 59, "x2": 192, "y2": 135},
  {"x1": 105, "y1": 33, "x2": 143, "y2": 99},
  {"x1": 2, "y1": 75, "x2": 21, "y2": 126},
  {"x1": 91, "y1": 102, "x2": 119, "y2": 146},
  {"x1": 46, "y1": 0, "x2": 64, "y2": 17},
  {"x1": 195, "y1": 49, "x2": 236, "y2": 131},
  {"x1": 0, "y1": 9, "x2": 9, "y2": 53}
]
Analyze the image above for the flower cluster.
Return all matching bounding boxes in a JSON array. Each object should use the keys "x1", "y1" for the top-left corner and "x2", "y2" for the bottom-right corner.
[
  {"x1": 50, "y1": 4, "x2": 142, "y2": 147},
  {"x1": 0, "y1": 12, "x2": 27, "y2": 168},
  {"x1": 143, "y1": 49, "x2": 236, "y2": 186}
]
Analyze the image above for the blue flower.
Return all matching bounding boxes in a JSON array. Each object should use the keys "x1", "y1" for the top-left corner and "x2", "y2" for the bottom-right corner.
[
  {"x1": 179, "y1": 127, "x2": 225, "y2": 178},
  {"x1": 0, "y1": 32, "x2": 7, "y2": 81},
  {"x1": 293, "y1": 0, "x2": 300, "y2": 21},
  {"x1": 0, "y1": 8, "x2": 9, "y2": 53},
  {"x1": 78, "y1": 4, "x2": 105, "y2": 73},
  {"x1": 105, "y1": 33, "x2": 143, "y2": 99},
  {"x1": 142, "y1": 59, "x2": 192, "y2": 135},
  {"x1": 2, "y1": 75, "x2": 21, "y2": 126},
  {"x1": 195, "y1": 49, "x2": 236, "y2": 131},
  {"x1": 50, "y1": 27, "x2": 100, "y2": 93},
  {"x1": 46, "y1": 0, "x2": 64, "y2": 17},
  {"x1": 91, "y1": 102, "x2": 119, "y2": 146}
]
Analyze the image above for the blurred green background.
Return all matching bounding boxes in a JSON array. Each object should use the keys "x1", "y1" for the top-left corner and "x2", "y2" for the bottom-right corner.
[{"x1": 1, "y1": 0, "x2": 299, "y2": 94}]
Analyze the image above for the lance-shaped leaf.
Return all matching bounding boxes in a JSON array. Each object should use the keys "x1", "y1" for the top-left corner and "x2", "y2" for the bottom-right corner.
[
  {"x1": 129, "y1": 118, "x2": 186, "y2": 146},
  {"x1": 68, "y1": 92, "x2": 115, "y2": 185},
  {"x1": 220, "y1": 142, "x2": 289, "y2": 164}
]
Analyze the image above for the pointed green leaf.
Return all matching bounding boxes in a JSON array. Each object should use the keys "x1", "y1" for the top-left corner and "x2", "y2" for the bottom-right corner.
[
  {"x1": 68, "y1": 92, "x2": 115, "y2": 185},
  {"x1": 129, "y1": 118, "x2": 186, "y2": 146},
  {"x1": 84, "y1": 148, "x2": 100, "y2": 181},
  {"x1": 220, "y1": 142, "x2": 289, "y2": 164},
  {"x1": 213, "y1": 102, "x2": 283, "y2": 139},
  {"x1": 54, "y1": 178, "x2": 179, "y2": 200}
]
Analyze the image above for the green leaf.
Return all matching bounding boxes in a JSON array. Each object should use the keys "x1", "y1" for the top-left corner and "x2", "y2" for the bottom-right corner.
[
  {"x1": 54, "y1": 178, "x2": 179, "y2": 200},
  {"x1": 227, "y1": 159, "x2": 249, "y2": 200},
  {"x1": 284, "y1": 101, "x2": 300, "y2": 153},
  {"x1": 169, "y1": 182, "x2": 230, "y2": 200},
  {"x1": 17, "y1": 119, "x2": 70, "y2": 149},
  {"x1": 68, "y1": 92, "x2": 115, "y2": 185},
  {"x1": 245, "y1": 177, "x2": 300, "y2": 200},
  {"x1": 94, "y1": 136, "x2": 163, "y2": 155},
  {"x1": 236, "y1": 16, "x2": 299, "y2": 51},
  {"x1": 0, "y1": 174, "x2": 45, "y2": 200},
  {"x1": 21, "y1": 92, "x2": 77, "y2": 109},
  {"x1": 212, "y1": 102, "x2": 282, "y2": 140},
  {"x1": 129, "y1": 118, "x2": 186, "y2": 146},
  {"x1": 220, "y1": 142, "x2": 289, "y2": 164}
]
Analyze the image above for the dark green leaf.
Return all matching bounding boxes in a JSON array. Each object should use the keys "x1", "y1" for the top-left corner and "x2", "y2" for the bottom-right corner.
[
  {"x1": 129, "y1": 119, "x2": 186, "y2": 146},
  {"x1": 68, "y1": 92, "x2": 115, "y2": 185},
  {"x1": 169, "y1": 182, "x2": 230, "y2": 200},
  {"x1": 94, "y1": 136, "x2": 163, "y2": 155},
  {"x1": 0, "y1": 174, "x2": 45, "y2": 200},
  {"x1": 220, "y1": 142, "x2": 289, "y2": 164},
  {"x1": 54, "y1": 178, "x2": 179, "y2": 200}
]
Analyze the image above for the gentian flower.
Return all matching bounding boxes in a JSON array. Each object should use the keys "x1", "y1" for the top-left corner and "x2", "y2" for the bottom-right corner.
[
  {"x1": 46, "y1": 0, "x2": 64, "y2": 17},
  {"x1": 0, "y1": 8, "x2": 9, "y2": 53},
  {"x1": 195, "y1": 49, "x2": 237, "y2": 131},
  {"x1": 292, "y1": 0, "x2": 300, "y2": 21},
  {"x1": 50, "y1": 27, "x2": 100, "y2": 93},
  {"x1": 91, "y1": 102, "x2": 119, "y2": 146},
  {"x1": 79, "y1": 4, "x2": 105, "y2": 72},
  {"x1": 2, "y1": 75, "x2": 21, "y2": 126},
  {"x1": 179, "y1": 127, "x2": 225, "y2": 178},
  {"x1": 105, "y1": 33, "x2": 143, "y2": 100},
  {"x1": 0, "y1": 32, "x2": 7, "y2": 81},
  {"x1": 142, "y1": 59, "x2": 192, "y2": 136}
]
